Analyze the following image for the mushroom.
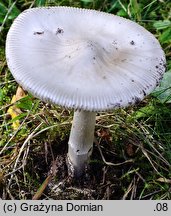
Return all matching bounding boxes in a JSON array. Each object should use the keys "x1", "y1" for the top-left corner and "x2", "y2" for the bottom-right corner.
[{"x1": 6, "y1": 7, "x2": 166, "y2": 177}]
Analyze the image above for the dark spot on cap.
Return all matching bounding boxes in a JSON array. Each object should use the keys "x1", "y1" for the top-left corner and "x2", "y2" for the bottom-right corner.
[
  {"x1": 110, "y1": 103, "x2": 121, "y2": 108},
  {"x1": 33, "y1": 31, "x2": 44, "y2": 35},
  {"x1": 102, "y1": 76, "x2": 107, "y2": 79},
  {"x1": 130, "y1": 40, "x2": 135, "y2": 45},
  {"x1": 115, "y1": 103, "x2": 121, "y2": 108},
  {"x1": 112, "y1": 40, "x2": 117, "y2": 45},
  {"x1": 134, "y1": 97, "x2": 141, "y2": 104},
  {"x1": 155, "y1": 65, "x2": 159, "y2": 69},
  {"x1": 142, "y1": 90, "x2": 146, "y2": 96},
  {"x1": 65, "y1": 55, "x2": 71, "y2": 59},
  {"x1": 56, "y1": 28, "x2": 64, "y2": 34},
  {"x1": 131, "y1": 79, "x2": 135, "y2": 82},
  {"x1": 156, "y1": 80, "x2": 160, "y2": 86}
]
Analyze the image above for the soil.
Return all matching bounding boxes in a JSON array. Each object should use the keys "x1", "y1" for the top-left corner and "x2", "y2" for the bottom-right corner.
[{"x1": 28, "y1": 137, "x2": 135, "y2": 200}]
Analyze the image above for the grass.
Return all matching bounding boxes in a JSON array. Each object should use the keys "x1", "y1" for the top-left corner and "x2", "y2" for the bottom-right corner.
[{"x1": 0, "y1": 0, "x2": 171, "y2": 200}]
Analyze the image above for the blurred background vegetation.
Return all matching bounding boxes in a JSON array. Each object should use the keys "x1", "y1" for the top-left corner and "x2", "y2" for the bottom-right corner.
[{"x1": 0, "y1": 0, "x2": 171, "y2": 200}]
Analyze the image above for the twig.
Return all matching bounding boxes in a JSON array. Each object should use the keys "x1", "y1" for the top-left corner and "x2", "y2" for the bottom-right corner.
[{"x1": 94, "y1": 138, "x2": 133, "y2": 166}]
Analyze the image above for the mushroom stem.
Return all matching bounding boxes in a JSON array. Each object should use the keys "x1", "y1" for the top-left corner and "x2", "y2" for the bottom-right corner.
[{"x1": 68, "y1": 110, "x2": 96, "y2": 177}]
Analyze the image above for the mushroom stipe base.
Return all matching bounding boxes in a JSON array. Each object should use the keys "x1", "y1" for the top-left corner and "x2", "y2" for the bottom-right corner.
[
  {"x1": 66, "y1": 154, "x2": 89, "y2": 178},
  {"x1": 68, "y1": 110, "x2": 96, "y2": 177}
]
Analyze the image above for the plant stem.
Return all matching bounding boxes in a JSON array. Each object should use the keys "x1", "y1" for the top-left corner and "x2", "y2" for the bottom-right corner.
[{"x1": 68, "y1": 110, "x2": 96, "y2": 177}]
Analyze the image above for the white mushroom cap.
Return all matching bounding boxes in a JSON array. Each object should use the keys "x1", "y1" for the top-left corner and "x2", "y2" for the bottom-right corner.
[{"x1": 6, "y1": 7, "x2": 166, "y2": 111}]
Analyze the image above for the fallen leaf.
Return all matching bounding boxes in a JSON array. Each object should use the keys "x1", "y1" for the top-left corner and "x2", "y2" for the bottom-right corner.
[
  {"x1": 125, "y1": 143, "x2": 136, "y2": 157},
  {"x1": 97, "y1": 128, "x2": 112, "y2": 142},
  {"x1": 7, "y1": 86, "x2": 26, "y2": 130}
]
